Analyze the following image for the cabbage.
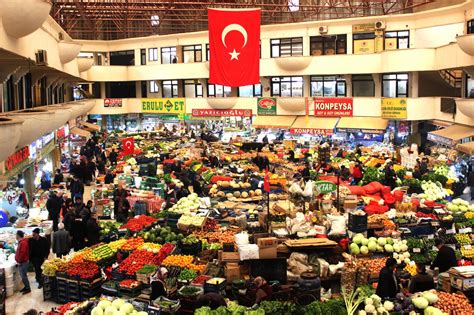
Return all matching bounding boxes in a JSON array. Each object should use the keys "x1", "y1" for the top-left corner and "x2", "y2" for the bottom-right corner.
[
  {"x1": 105, "y1": 306, "x2": 117, "y2": 315},
  {"x1": 386, "y1": 237, "x2": 394, "y2": 245},
  {"x1": 422, "y1": 291, "x2": 438, "y2": 304},
  {"x1": 377, "y1": 306, "x2": 388, "y2": 314},
  {"x1": 120, "y1": 303, "x2": 134, "y2": 314},
  {"x1": 413, "y1": 297, "x2": 429, "y2": 309},
  {"x1": 393, "y1": 244, "x2": 401, "y2": 252},
  {"x1": 361, "y1": 238, "x2": 369, "y2": 246},
  {"x1": 92, "y1": 307, "x2": 104, "y2": 315},
  {"x1": 383, "y1": 301, "x2": 394, "y2": 311},
  {"x1": 360, "y1": 245, "x2": 369, "y2": 255},
  {"x1": 400, "y1": 244, "x2": 408, "y2": 252},
  {"x1": 377, "y1": 237, "x2": 387, "y2": 246},
  {"x1": 376, "y1": 245, "x2": 384, "y2": 252},
  {"x1": 369, "y1": 237, "x2": 377, "y2": 243},
  {"x1": 368, "y1": 241, "x2": 377, "y2": 252},
  {"x1": 370, "y1": 294, "x2": 382, "y2": 306},
  {"x1": 384, "y1": 244, "x2": 394, "y2": 253},
  {"x1": 358, "y1": 311, "x2": 367, "y2": 315},
  {"x1": 350, "y1": 243, "x2": 360, "y2": 255},
  {"x1": 112, "y1": 299, "x2": 125, "y2": 309},
  {"x1": 98, "y1": 300, "x2": 112, "y2": 310},
  {"x1": 424, "y1": 306, "x2": 445, "y2": 315},
  {"x1": 353, "y1": 235, "x2": 364, "y2": 245}
]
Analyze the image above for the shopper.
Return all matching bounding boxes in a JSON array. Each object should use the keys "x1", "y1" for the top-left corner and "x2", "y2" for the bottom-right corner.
[
  {"x1": 40, "y1": 172, "x2": 51, "y2": 190},
  {"x1": 52, "y1": 223, "x2": 71, "y2": 258},
  {"x1": 109, "y1": 149, "x2": 118, "y2": 165},
  {"x1": 15, "y1": 230, "x2": 30, "y2": 294},
  {"x1": 28, "y1": 228, "x2": 49, "y2": 289},
  {"x1": 85, "y1": 213, "x2": 101, "y2": 247},
  {"x1": 150, "y1": 267, "x2": 168, "y2": 301},
  {"x1": 413, "y1": 164, "x2": 422, "y2": 180},
  {"x1": 53, "y1": 169, "x2": 64, "y2": 185},
  {"x1": 63, "y1": 202, "x2": 75, "y2": 232},
  {"x1": 376, "y1": 258, "x2": 399, "y2": 299},
  {"x1": 339, "y1": 165, "x2": 351, "y2": 182},
  {"x1": 104, "y1": 169, "x2": 115, "y2": 184},
  {"x1": 253, "y1": 276, "x2": 272, "y2": 304},
  {"x1": 432, "y1": 238, "x2": 458, "y2": 273},
  {"x1": 70, "y1": 176, "x2": 84, "y2": 202},
  {"x1": 113, "y1": 184, "x2": 129, "y2": 222},
  {"x1": 46, "y1": 191, "x2": 63, "y2": 232},
  {"x1": 71, "y1": 197, "x2": 86, "y2": 250},
  {"x1": 469, "y1": 170, "x2": 474, "y2": 201},
  {"x1": 408, "y1": 263, "x2": 435, "y2": 294},
  {"x1": 352, "y1": 162, "x2": 363, "y2": 184},
  {"x1": 384, "y1": 164, "x2": 397, "y2": 190}
]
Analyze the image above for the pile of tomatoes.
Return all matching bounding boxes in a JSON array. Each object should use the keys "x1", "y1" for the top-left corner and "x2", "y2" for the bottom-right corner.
[
  {"x1": 120, "y1": 237, "x2": 144, "y2": 251},
  {"x1": 118, "y1": 250, "x2": 156, "y2": 276},
  {"x1": 66, "y1": 261, "x2": 99, "y2": 280},
  {"x1": 121, "y1": 215, "x2": 157, "y2": 232}
]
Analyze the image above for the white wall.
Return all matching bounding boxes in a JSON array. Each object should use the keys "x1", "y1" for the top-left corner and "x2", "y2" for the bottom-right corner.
[{"x1": 415, "y1": 23, "x2": 464, "y2": 48}]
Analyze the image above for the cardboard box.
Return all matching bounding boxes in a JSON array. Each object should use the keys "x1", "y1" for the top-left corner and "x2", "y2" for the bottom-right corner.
[
  {"x1": 257, "y1": 237, "x2": 278, "y2": 249},
  {"x1": 449, "y1": 272, "x2": 474, "y2": 291},
  {"x1": 219, "y1": 250, "x2": 240, "y2": 262},
  {"x1": 225, "y1": 263, "x2": 241, "y2": 282},
  {"x1": 344, "y1": 199, "x2": 358, "y2": 209},
  {"x1": 259, "y1": 246, "x2": 277, "y2": 259}
]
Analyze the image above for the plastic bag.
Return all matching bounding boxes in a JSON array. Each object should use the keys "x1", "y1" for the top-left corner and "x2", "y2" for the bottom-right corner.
[
  {"x1": 302, "y1": 180, "x2": 314, "y2": 198},
  {"x1": 289, "y1": 182, "x2": 303, "y2": 195}
]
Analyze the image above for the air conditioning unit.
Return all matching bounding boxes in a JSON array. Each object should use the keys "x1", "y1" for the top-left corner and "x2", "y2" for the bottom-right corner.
[
  {"x1": 375, "y1": 21, "x2": 386, "y2": 30},
  {"x1": 318, "y1": 26, "x2": 328, "y2": 34},
  {"x1": 35, "y1": 50, "x2": 48, "y2": 66},
  {"x1": 58, "y1": 32, "x2": 64, "y2": 41}
]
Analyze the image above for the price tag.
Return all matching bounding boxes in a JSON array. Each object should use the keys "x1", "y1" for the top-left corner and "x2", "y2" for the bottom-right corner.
[
  {"x1": 431, "y1": 221, "x2": 440, "y2": 227},
  {"x1": 460, "y1": 228, "x2": 473, "y2": 234},
  {"x1": 427, "y1": 234, "x2": 434, "y2": 239},
  {"x1": 446, "y1": 228, "x2": 455, "y2": 234},
  {"x1": 464, "y1": 245, "x2": 472, "y2": 250},
  {"x1": 432, "y1": 246, "x2": 438, "y2": 251},
  {"x1": 413, "y1": 248, "x2": 421, "y2": 253}
]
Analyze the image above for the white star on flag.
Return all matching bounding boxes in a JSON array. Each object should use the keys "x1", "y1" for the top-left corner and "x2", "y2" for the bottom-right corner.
[{"x1": 229, "y1": 49, "x2": 240, "y2": 60}]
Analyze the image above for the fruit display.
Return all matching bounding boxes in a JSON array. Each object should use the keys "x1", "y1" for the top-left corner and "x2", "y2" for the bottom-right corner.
[
  {"x1": 121, "y1": 215, "x2": 157, "y2": 232},
  {"x1": 178, "y1": 268, "x2": 198, "y2": 282},
  {"x1": 70, "y1": 248, "x2": 93, "y2": 264},
  {"x1": 192, "y1": 230, "x2": 236, "y2": 245},
  {"x1": 404, "y1": 262, "x2": 417, "y2": 276},
  {"x1": 454, "y1": 234, "x2": 471, "y2": 246},
  {"x1": 137, "y1": 242, "x2": 162, "y2": 253},
  {"x1": 181, "y1": 235, "x2": 200, "y2": 245},
  {"x1": 66, "y1": 261, "x2": 100, "y2": 280},
  {"x1": 118, "y1": 249, "x2": 156, "y2": 276},
  {"x1": 41, "y1": 258, "x2": 68, "y2": 277},
  {"x1": 119, "y1": 279, "x2": 141, "y2": 289},
  {"x1": 138, "y1": 226, "x2": 181, "y2": 245},
  {"x1": 350, "y1": 234, "x2": 407, "y2": 256},
  {"x1": 434, "y1": 291, "x2": 472, "y2": 314},
  {"x1": 120, "y1": 237, "x2": 144, "y2": 251},
  {"x1": 169, "y1": 193, "x2": 201, "y2": 215},
  {"x1": 420, "y1": 181, "x2": 448, "y2": 201},
  {"x1": 460, "y1": 246, "x2": 474, "y2": 258},
  {"x1": 108, "y1": 239, "x2": 127, "y2": 251},
  {"x1": 446, "y1": 198, "x2": 474, "y2": 213},
  {"x1": 178, "y1": 214, "x2": 206, "y2": 227},
  {"x1": 84, "y1": 243, "x2": 116, "y2": 263},
  {"x1": 90, "y1": 298, "x2": 148, "y2": 315},
  {"x1": 137, "y1": 264, "x2": 157, "y2": 275},
  {"x1": 155, "y1": 243, "x2": 176, "y2": 265},
  {"x1": 162, "y1": 255, "x2": 194, "y2": 268},
  {"x1": 99, "y1": 221, "x2": 121, "y2": 237}
]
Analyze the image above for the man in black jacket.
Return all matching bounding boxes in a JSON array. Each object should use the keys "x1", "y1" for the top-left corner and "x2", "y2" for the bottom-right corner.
[
  {"x1": 29, "y1": 228, "x2": 49, "y2": 289},
  {"x1": 376, "y1": 258, "x2": 399, "y2": 299},
  {"x1": 46, "y1": 191, "x2": 63, "y2": 232},
  {"x1": 408, "y1": 263, "x2": 435, "y2": 293},
  {"x1": 432, "y1": 239, "x2": 458, "y2": 273},
  {"x1": 85, "y1": 213, "x2": 101, "y2": 247}
]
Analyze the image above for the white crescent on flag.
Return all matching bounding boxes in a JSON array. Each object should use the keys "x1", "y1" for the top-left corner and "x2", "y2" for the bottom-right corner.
[
  {"x1": 221, "y1": 23, "x2": 248, "y2": 48},
  {"x1": 124, "y1": 140, "x2": 133, "y2": 149}
]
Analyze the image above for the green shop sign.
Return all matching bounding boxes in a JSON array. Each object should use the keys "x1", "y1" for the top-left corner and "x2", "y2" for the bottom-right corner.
[
  {"x1": 314, "y1": 180, "x2": 337, "y2": 194},
  {"x1": 257, "y1": 97, "x2": 277, "y2": 115}
]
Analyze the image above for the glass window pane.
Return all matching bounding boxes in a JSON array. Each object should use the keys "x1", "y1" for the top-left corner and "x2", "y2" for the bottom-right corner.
[
  {"x1": 163, "y1": 85, "x2": 171, "y2": 97},
  {"x1": 272, "y1": 46, "x2": 280, "y2": 57},
  {"x1": 397, "y1": 80, "x2": 407, "y2": 95},
  {"x1": 398, "y1": 38, "x2": 409, "y2": 49},
  {"x1": 239, "y1": 85, "x2": 253, "y2": 97},
  {"x1": 337, "y1": 81, "x2": 346, "y2": 96},
  {"x1": 254, "y1": 84, "x2": 262, "y2": 96},
  {"x1": 272, "y1": 83, "x2": 280, "y2": 95},
  {"x1": 353, "y1": 81, "x2": 374, "y2": 97},
  {"x1": 383, "y1": 74, "x2": 396, "y2": 80},
  {"x1": 183, "y1": 51, "x2": 193, "y2": 63},
  {"x1": 224, "y1": 86, "x2": 231, "y2": 97},
  {"x1": 324, "y1": 81, "x2": 336, "y2": 97},
  {"x1": 195, "y1": 50, "x2": 202, "y2": 62},
  {"x1": 208, "y1": 85, "x2": 215, "y2": 96},
  {"x1": 172, "y1": 85, "x2": 178, "y2": 97},
  {"x1": 311, "y1": 82, "x2": 323, "y2": 97},
  {"x1": 197, "y1": 85, "x2": 203, "y2": 97},
  {"x1": 292, "y1": 81, "x2": 303, "y2": 97},
  {"x1": 185, "y1": 84, "x2": 195, "y2": 97},
  {"x1": 383, "y1": 80, "x2": 397, "y2": 97},
  {"x1": 162, "y1": 53, "x2": 171, "y2": 64},
  {"x1": 398, "y1": 73, "x2": 409, "y2": 80},
  {"x1": 281, "y1": 83, "x2": 291, "y2": 97},
  {"x1": 216, "y1": 85, "x2": 223, "y2": 97}
]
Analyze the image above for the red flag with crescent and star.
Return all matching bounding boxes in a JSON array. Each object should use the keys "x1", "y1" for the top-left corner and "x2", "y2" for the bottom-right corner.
[
  {"x1": 208, "y1": 8, "x2": 260, "y2": 87},
  {"x1": 122, "y1": 137, "x2": 135, "y2": 156}
]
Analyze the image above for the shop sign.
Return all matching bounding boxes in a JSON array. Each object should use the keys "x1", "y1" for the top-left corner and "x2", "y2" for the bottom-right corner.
[
  {"x1": 37, "y1": 140, "x2": 56, "y2": 161},
  {"x1": 353, "y1": 39, "x2": 375, "y2": 54},
  {"x1": 56, "y1": 125, "x2": 69, "y2": 140},
  {"x1": 104, "y1": 98, "x2": 122, "y2": 107},
  {"x1": 289, "y1": 128, "x2": 333, "y2": 136},
  {"x1": 381, "y1": 98, "x2": 407, "y2": 119},
  {"x1": 427, "y1": 133, "x2": 456, "y2": 146},
  {"x1": 257, "y1": 97, "x2": 277, "y2": 115},
  {"x1": 313, "y1": 98, "x2": 353, "y2": 117},
  {"x1": 5, "y1": 147, "x2": 30, "y2": 172},
  {"x1": 192, "y1": 109, "x2": 252, "y2": 117},
  {"x1": 337, "y1": 128, "x2": 385, "y2": 135},
  {"x1": 141, "y1": 98, "x2": 186, "y2": 114},
  {"x1": 352, "y1": 23, "x2": 375, "y2": 33},
  {"x1": 314, "y1": 181, "x2": 337, "y2": 194}
]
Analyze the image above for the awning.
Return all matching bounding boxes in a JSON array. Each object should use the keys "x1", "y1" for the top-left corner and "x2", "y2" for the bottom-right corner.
[
  {"x1": 80, "y1": 121, "x2": 101, "y2": 131},
  {"x1": 336, "y1": 117, "x2": 388, "y2": 134},
  {"x1": 428, "y1": 124, "x2": 474, "y2": 145},
  {"x1": 70, "y1": 127, "x2": 91, "y2": 139},
  {"x1": 290, "y1": 116, "x2": 339, "y2": 135},
  {"x1": 252, "y1": 116, "x2": 296, "y2": 129},
  {"x1": 430, "y1": 120, "x2": 453, "y2": 128},
  {"x1": 457, "y1": 141, "x2": 474, "y2": 155}
]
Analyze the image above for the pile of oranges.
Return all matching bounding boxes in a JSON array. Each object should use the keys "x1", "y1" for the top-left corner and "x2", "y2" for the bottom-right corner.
[{"x1": 162, "y1": 255, "x2": 194, "y2": 268}]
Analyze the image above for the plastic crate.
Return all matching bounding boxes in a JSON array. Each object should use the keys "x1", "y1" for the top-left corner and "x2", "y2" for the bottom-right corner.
[
  {"x1": 348, "y1": 212, "x2": 368, "y2": 233},
  {"x1": 203, "y1": 278, "x2": 226, "y2": 294}
]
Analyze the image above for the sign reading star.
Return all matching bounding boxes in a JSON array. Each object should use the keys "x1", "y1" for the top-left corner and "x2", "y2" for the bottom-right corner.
[{"x1": 229, "y1": 49, "x2": 240, "y2": 60}]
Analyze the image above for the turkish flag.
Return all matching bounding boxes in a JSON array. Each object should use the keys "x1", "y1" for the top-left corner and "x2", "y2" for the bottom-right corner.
[
  {"x1": 122, "y1": 137, "x2": 135, "y2": 156},
  {"x1": 208, "y1": 8, "x2": 260, "y2": 87}
]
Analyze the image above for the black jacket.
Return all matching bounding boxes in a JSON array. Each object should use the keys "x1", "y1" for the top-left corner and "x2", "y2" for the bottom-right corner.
[
  {"x1": 28, "y1": 237, "x2": 49, "y2": 261},
  {"x1": 408, "y1": 272, "x2": 435, "y2": 293},
  {"x1": 376, "y1": 267, "x2": 399, "y2": 299},
  {"x1": 432, "y1": 245, "x2": 458, "y2": 273},
  {"x1": 46, "y1": 195, "x2": 63, "y2": 220},
  {"x1": 85, "y1": 219, "x2": 101, "y2": 246},
  {"x1": 52, "y1": 229, "x2": 71, "y2": 255},
  {"x1": 104, "y1": 173, "x2": 115, "y2": 184}
]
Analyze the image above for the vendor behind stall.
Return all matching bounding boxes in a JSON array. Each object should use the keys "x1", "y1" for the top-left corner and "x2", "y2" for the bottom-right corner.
[
  {"x1": 254, "y1": 276, "x2": 273, "y2": 304},
  {"x1": 432, "y1": 239, "x2": 457, "y2": 273},
  {"x1": 150, "y1": 267, "x2": 168, "y2": 301},
  {"x1": 376, "y1": 258, "x2": 399, "y2": 299},
  {"x1": 408, "y1": 263, "x2": 435, "y2": 294}
]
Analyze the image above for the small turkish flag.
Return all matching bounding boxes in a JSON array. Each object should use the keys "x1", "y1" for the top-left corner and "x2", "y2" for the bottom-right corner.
[
  {"x1": 208, "y1": 8, "x2": 260, "y2": 87},
  {"x1": 264, "y1": 168, "x2": 270, "y2": 193},
  {"x1": 122, "y1": 137, "x2": 135, "y2": 156}
]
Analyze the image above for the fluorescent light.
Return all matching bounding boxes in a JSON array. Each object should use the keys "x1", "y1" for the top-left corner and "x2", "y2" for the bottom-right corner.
[{"x1": 289, "y1": 0, "x2": 300, "y2": 12}]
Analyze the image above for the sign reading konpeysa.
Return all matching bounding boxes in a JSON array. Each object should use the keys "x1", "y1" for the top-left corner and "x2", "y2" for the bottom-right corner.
[
  {"x1": 5, "y1": 147, "x2": 30, "y2": 171},
  {"x1": 313, "y1": 97, "x2": 353, "y2": 117},
  {"x1": 289, "y1": 128, "x2": 333, "y2": 136},
  {"x1": 192, "y1": 109, "x2": 252, "y2": 117}
]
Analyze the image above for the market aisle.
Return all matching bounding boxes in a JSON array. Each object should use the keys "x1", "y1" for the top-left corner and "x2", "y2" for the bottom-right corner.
[{"x1": 6, "y1": 273, "x2": 57, "y2": 314}]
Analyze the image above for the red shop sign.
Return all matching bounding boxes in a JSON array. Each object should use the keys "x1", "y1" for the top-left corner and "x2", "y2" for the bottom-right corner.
[
  {"x1": 56, "y1": 127, "x2": 66, "y2": 139},
  {"x1": 192, "y1": 109, "x2": 252, "y2": 117},
  {"x1": 313, "y1": 97, "x2": 353, "y2": 117},
  {"x1": 5, "y1": 147, "x2": 30, "y2": 171},
  {"x1": 104, "y1": 98, "x2": 123, "y2": 107},
  {"x1": 290, "y1": 128, "x2": 333, "y2": 136}
]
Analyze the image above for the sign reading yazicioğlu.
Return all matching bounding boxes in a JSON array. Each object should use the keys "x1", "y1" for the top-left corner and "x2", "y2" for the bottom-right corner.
[
  {"x1": 142, "y1": 98, "x2": 186, "y2": 114},
  {"x1": 192, "y1": 109, "x2": 252, "y2": 117},
  {"x1": 381, "y1": 98, "x2": 407, "y2": 119},
  {"x1": 104, "y1": 98, "x2": 122, "y2": 107},
  {"x1": 257, "y1": 97, "x2": 277, "y2": 115},
  {"x1": 313, "y1": 97, "x2": 353, "y2": 117},
  {"x1": 5, "y1": 147, "x2": 30, "y2": 172},
  {"x1": 337, "y1": 128, "x2": 386, "y2": 135},
  {"x1": 289, "y1": 128, "x2": 333, "y2": 136}
]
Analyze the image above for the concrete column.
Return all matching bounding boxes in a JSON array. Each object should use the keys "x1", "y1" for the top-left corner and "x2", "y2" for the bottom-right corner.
[
  {"x1": 23, "y1": 166, "x2": 34, "y2": 206},
  {"x1": 344, "y1": 74, "x2": 352, "y2": 97},
  {"x1": 230, "y1": 87, "x2": 238, "y2": 97},
  {"x1": 100, "y1": 82, "x2": 106, "y2": 99},
  {"x1": 261, "y1": 38, "x2": 270, "y2": 59},
  {"x1": 347, "y1": 33, "x2": 353, "y2": 54},
  {"x1": 372, "y1": 74, "x2": 382, "y2": 98},
  {"x1": 303, "y1": 35, "x2": 310, "y2": 57},
  {"x1": 410, "y1": 72, "x2": 419, "y2": 98},
  {"x1": 261, "y1": 77, "x2": 271, "y2": 97},
  {"x1": 135, "y1": 81, "x2": 142, "y2": 99},
  {"x1": 51, "y1": 146, "x2": 61, "y2": 171},
  {"x1": 303, "y1": 76, "x2": 311, "y2": 97}
]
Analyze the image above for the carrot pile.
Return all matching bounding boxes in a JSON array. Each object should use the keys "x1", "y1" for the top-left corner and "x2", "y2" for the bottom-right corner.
[{"x1": 434, "y1": 291, "x2": 472, "y2": 314}]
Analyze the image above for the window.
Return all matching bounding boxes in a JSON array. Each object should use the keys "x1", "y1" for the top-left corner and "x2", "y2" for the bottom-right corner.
[
  {"x1": 149, "y1": 81, "x2": 159, "y2": 93},
  {"x1": 352, "y1": 75, "x2": 375, "y2": 97},
  {"x1": 140, "y1": 49, "x2": 146, "y2": 65},
  {"x1": 207, "y1": 81, "x2": 231, "y2": 97},
  {"x1": 161, "y1": 47, "x2": 177, "y2": 64},
  {"x1": 384, "y1": 31, "x2": 409, "y2": 50},
  {"x1": 206, "y1": 44, "x2": 210, "y2": 61},
  {"x1": 382, "y1": 73, "x2": 409, "y2": 97},
  {"x1": 310, "y1": 76, "x2": 346, "y2": 97},
  {"x1": 162, "y1": 80, "x2": 178, "y2": 97},
  {"x1": 466, "y1": 74, "x2": 474, "y2": 98},
  {"x1": 271, "y1": 76, "x2": 303, "y2": 97},
  {"x1": 353, "y1": 33, "x2": 376, "y2": 54},
  {"x1": 109, "y1": 50, "x2": 135, "y2": 66},
  {"x1": 148, "y1": 48, "x2": 158, "y2": 61},
  {"x1": 468, "y1": 20, "x2": 474, "y2": 34},
  {"x1": 310, "y1": 35, "x2": 347, "y2": 56},
  {"x1": 183, "y1": 45, "x2": 202, "y2": 63},
  {"x1": 271, "y1": 37, "x2": 303, "y2": 57},
  {"x1": 238, "y1": 84, "x2": 262, "y2": 97},
  {"x1": 184, "y1": 80, "x2": 203, "y2": 98}
]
